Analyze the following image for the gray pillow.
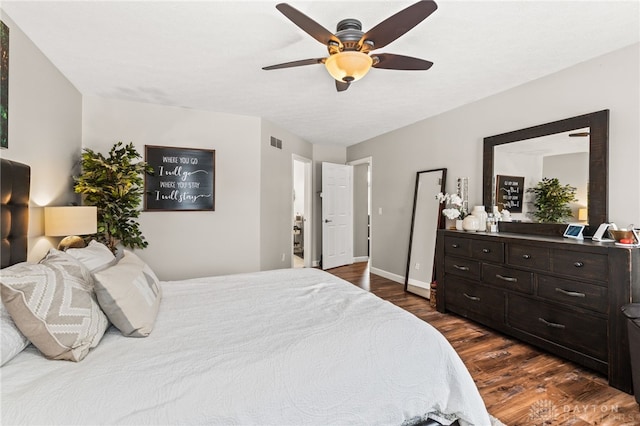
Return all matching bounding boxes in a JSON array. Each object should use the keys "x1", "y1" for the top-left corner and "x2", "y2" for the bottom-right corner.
[
  {"x1": 0, "y1": 250, "x2": 110, "y2": 362},
  {"x1": 93, "y1": 250, "x2": 162, "y2": 337}
]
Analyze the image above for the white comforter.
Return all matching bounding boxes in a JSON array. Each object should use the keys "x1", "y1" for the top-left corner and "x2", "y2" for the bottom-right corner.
[{"x1": 1, "y1": 268, "x2": 490, "y2": 425}]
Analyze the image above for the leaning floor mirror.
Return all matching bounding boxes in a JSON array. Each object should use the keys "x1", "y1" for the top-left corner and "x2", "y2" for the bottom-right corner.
[{"x1": 405, "y1": 168, "x2": 446, "y2": 298}]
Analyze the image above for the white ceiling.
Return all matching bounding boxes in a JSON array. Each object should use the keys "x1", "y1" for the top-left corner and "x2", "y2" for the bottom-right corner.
[
  {"x1": 2, "y1": 1, "x2": 639, "y2": 146},
  {"x1": 495, "y1": 128, "x2": 590, "y2": 157}
]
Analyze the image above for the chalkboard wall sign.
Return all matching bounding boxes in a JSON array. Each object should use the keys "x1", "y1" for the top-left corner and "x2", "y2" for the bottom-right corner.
[
  {"x1": 496, "y1": 175, "x2": 524, "y2": 213},
  {"x1": 144, "y1": 145, "x2": 215, "y2": 211}
]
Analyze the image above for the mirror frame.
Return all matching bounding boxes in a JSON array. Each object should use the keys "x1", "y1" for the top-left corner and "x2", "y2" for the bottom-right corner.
[
  {"x1": 405, "y1": 167, "x2": 447, "y2": 292},
  {"x1": 483, "y1": 110, "x2": 609, "y2": 236}
]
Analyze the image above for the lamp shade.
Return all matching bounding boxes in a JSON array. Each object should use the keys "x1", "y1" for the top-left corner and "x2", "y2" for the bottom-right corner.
[
  {"x1": 325, "y1": 51, "x2": 373, "y2": 83},
  {"x1": 44, "y1": 206, "x2": 97, "y2": 237},
  {"x1": 578, "y1": 208, "x2": 588, "y2": 221}
]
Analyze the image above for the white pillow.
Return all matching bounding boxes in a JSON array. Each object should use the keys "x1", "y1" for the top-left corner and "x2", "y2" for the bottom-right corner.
[
  {"x1": 1, "y1": 299, "x2": 30, "y2": 366},
  {"x1": 93, "y1": 250, "x2": 162, "y2": 337},
  {"x1": 66, "y1": 240, "x2": 116, "y2": 273}
]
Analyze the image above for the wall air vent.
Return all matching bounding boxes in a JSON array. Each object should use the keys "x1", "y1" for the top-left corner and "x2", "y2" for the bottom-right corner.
[{"x1": 270, "y1": 136, "x2": 283, "y2": 149}]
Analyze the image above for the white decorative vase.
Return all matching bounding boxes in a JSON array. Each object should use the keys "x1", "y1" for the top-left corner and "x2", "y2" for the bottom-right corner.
[
  {"x1": 472, "y1": 206, "x2": 488, "y2": 232},
  {"x1": 455, "y1": 219, "x2": 464, "y2": 231},
  {"x1": 462, "y1": 215, "x2": 479, "y2": 232}
]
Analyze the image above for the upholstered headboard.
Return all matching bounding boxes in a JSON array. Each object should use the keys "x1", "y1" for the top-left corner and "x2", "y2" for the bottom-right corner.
[{"x1": 1, "y1": 158, "x2": 31, "y2": 268}]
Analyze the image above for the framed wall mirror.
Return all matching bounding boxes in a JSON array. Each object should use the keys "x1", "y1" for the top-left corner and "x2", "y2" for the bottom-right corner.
[
  {"x1": 405, "y1": 168, "x2": 446, "y2": 298},
  {"x1": 483, "y1": 110, "x2": 609, "y2": 236}
]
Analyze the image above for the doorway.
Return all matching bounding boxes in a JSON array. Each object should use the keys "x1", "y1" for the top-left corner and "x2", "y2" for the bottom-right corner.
[
  {"x1": 348, "y1": 157, "x2": 372, "y2": 264},
  {"x1": 292, "y1": 155, "x2": 312, "y2": 268}
]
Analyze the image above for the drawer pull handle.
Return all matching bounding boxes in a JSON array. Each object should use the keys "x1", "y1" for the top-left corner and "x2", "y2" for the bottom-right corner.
[
  {"x1": 463, "y1": 293, "x2": 480, "y2": 302},
  {"x1": 496, "y1": 274, "x2": 517, "y2": 282},
  {"x1": 453, "y1": 264, "x2": 470, "y2": 271},
  {"x1": 573, "y1": 261, "x2": 584, "y2": 268},
  {"x1": 555, "y1": 287, "x2": 586, "y2": 298},
  {"x1": 522, "y1": 254, "x2": 531, "y2": 259},
  {"x1": 482, "y1": 248, "x2": 491, "y2": 253},
  {"x1": 451, "y1": 244, "x2": 460, "y2": 248},
  {"x1": 538, "y1": 317, "x2": 566, "y2": 329}
]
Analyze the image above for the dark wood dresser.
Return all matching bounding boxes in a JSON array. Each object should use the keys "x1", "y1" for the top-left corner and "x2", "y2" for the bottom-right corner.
[{"x1": 435, "y1": 229, "x2": 640, "y2": 393}]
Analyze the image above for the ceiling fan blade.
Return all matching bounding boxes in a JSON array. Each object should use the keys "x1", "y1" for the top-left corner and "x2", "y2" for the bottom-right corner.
[
  {"x1": 361, "y1": 0, "x2": 438, "y2": 50},
  {"x1": 335, "y1": 80, "x2": 350, "y2": 92},
  {"x1": 262, "y1": 58, "x2": 325, "y2": 70},
  {"x1": 372, "y1": 53, "x2": 433, "y2": 70},
  {"x1": 276, "y1": 3, "x2": 342, "y2": 48}
]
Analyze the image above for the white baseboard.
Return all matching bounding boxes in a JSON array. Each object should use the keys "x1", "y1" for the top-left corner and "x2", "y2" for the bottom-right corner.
[
  {"x1": 314, "y1": 258, "x2": 367, "y2": 268},
  {"x1": 369, "y1": 267, "x2": 405, "y2": 285},
  {"x1": 355, "y1": 266, "x2": 432, "y2": 299},
  {"x1": 407, "y1": 277, "x2": 429, "y2": 288},
  {"x1": 407, "y1": 284, "x2": 431, "y2": 299}
]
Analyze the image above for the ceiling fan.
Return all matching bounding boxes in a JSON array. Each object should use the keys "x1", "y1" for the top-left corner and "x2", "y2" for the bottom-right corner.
[{"x1": 262, "y1": 0, "x2": 438, "y2": 92}]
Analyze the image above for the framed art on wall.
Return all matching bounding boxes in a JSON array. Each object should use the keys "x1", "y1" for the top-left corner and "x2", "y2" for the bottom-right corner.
[
  {"x1": 1, "y1": 20, "x2": 9, "y2": 149},
  {"x1": 144, "y1": 145, "x2": 215, "y2": 211}
]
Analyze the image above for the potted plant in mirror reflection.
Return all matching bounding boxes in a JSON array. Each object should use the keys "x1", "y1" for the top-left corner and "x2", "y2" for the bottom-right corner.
[
  {"x1": 526, "y1": 177, "x2": 577, "y2": 223},
  {"x1": 436, "y1": 192, "x2": 468, "y2": 230}
]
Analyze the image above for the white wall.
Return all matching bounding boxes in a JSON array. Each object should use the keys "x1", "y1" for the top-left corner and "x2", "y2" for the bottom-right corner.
[
  {"x1": 353, "y1": 163, "x2": 369, "y2": 258},
  {"x1": 543, "y1": 152, "x2": 589, "y2": 220},
  {"x1": 293, "y1": 160, "x2": 305, "y2": 217},
  {"x1": 259, "y1": 119, "x2": 313, "y2": 271},
  {"x1": 0, "y1": 12, "x2": 82, "y2": 262},
  {"x1": 347, "y1": 43, "x2": 640, "y2": 280},
  {"x1": 494, "y1": 150, "x2": 541, "y2": 221},
  {"x1": 82, "y1": 96, "x2": 262, "y2": 280}
]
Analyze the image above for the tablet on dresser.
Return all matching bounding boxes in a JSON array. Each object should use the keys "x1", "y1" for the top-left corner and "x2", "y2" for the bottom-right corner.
[{"x1": 563, "y1": 224, "x2": 585, "y2": 239}]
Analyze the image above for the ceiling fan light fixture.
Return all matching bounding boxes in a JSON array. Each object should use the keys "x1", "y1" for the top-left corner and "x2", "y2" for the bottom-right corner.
[{"x1": 324, "y1": 51, "x2": 373, "y2": 83}]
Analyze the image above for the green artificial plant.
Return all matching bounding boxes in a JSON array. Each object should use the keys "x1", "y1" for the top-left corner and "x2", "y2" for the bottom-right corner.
[
  {"x1": 527, "y1": 177, "x2": 577, "y2": 223},
  {"x1": 74, "y1": 142, "x2": 153, "y2": 252}
]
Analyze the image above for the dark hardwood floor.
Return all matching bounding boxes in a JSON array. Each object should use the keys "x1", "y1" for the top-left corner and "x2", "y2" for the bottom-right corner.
[{"x1": 326, "y1": 262, "x2": 640, "y2": 426}]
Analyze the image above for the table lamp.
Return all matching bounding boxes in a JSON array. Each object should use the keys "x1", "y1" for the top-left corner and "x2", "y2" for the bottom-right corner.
[
  {"x1": 578, "y1": 208, "x2": 588, "y2": 222},
  {"x1": 44, "y1": 206, "x2": 97, "y2": 250}
]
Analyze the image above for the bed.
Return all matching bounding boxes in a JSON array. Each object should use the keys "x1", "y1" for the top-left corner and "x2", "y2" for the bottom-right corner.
[{"x1": 0, "y1": 158, "x2": 491, "y2": 426}]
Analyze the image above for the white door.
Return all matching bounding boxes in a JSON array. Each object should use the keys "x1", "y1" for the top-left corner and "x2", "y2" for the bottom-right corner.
[{"x1": 322, "y1": 162, "x2": 353, "y2": 270}]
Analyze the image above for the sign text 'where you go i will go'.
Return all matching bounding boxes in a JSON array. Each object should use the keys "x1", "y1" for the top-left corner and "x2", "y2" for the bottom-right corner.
[{"x1": 144, "y1": 146, "x2": 215, "y2": 211}]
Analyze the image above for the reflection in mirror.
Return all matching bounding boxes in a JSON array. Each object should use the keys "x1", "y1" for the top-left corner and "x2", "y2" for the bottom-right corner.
[
  {"x1": 405, "y1": 168, "x2": 446, "y2": 298},
  {"x1": 493, "y1": 128, "x2": 589, "y2": 223},
  {"x1": 483, "y1": 110, "x2": 609, "y2": 236}
]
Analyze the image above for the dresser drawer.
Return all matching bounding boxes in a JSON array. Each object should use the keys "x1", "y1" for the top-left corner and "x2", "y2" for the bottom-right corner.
[
  {"x1": 444, "y1": 256, "x2": 480, "y2": 280},
  {"x1": 538, "y1": 275, "x2": 608, "y2": 313},
  {"x1": 507, "y1": 294, "x2": 607, "y2": 361},
  {"x1": 550, "y1": 250, "x2": 608, "y2": 282},
  {"x1": 444, "y1": 236, "x2": 472, "y2": 258},
  {"x1": 508, "y1": 244, "x2": 550, "y2": 270},
  {"x1": 445, "y1": 277, "x2": 504, "y2": 323},
  {"x1": 482, "y1": 264, "x2": 533, "y2": 294},
  {"x1": 471, "y1": 239, "x2": 504, "y2": 263}
]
